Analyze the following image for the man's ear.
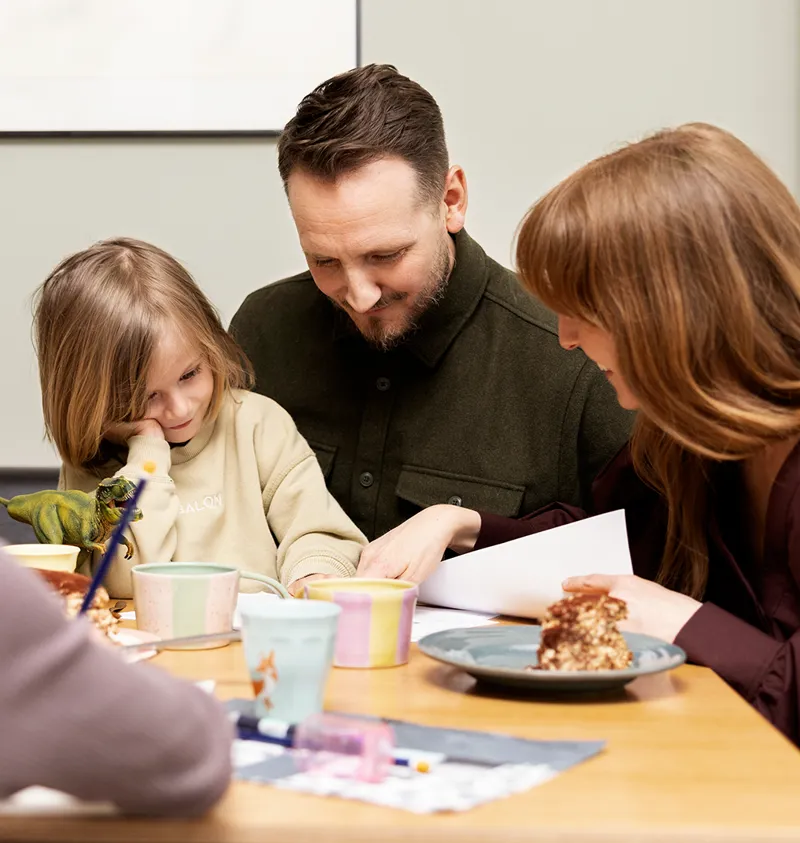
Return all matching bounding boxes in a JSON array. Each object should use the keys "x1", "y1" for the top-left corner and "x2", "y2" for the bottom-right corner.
[{"x1": 442, "y1": 165, "x2": 467, "y2": 234}]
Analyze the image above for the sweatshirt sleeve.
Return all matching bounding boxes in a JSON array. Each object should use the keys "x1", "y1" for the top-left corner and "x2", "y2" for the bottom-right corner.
[
  {"x1": 257, "y1": 405, "x2": 366, "y2": 586},
  {"x1": 0, "y1": 554, "x2": 232, "y2": 816},
  {"x1": 62, "y1": 436, "x2": 180, "y2": 598}
]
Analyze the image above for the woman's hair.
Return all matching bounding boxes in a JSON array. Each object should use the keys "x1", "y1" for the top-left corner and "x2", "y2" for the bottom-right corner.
[
  {"x1": 516, "y1": 122, "x2": 800, "y2": 598},
  {"x1": 34, "y1": 238, "x2": 253, "y2": 470}
]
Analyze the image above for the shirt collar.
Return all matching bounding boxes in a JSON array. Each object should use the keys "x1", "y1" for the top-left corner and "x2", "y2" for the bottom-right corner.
[{"x1": 332, "y1": 229, "x2": 489, "y2": 368}]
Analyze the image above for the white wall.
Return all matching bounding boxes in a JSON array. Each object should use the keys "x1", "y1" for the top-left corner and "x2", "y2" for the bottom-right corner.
[{"x1": 0, "y1": 0, "x2": 796, "y2": 467}]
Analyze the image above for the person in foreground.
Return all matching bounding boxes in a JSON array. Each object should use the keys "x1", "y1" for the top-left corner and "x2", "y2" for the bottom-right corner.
[
  {"x1": 360, "y1": 123, "x2": 800, "y2": 745},
  {"x1": 34, "y1": 238, "x2": 365, "y2": 598},
  {"x1": 0, "y1": 552, "x2": 231, "y2": 814}
]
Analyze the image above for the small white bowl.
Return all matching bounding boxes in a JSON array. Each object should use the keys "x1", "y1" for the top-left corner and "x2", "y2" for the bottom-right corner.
[{"x1": 3, "y1": 543, "x2": 80, "y2": 573}]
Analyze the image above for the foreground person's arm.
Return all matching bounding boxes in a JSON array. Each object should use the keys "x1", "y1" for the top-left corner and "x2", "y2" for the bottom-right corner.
[{"x1": 0, "y1": 555, "x2": 232, "y2": 816}]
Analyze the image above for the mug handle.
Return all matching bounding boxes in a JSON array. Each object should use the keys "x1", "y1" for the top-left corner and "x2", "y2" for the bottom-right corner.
[{"x1": 240, "y1": 572, "x2": 291, "y2": 600}]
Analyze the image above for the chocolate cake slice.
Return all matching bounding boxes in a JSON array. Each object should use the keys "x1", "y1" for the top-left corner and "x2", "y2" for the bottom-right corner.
[
  {"x1": 34, "y1": 568, "x2": 119, "y2": 639},
  {"x1": 535, "y1": 593, "x2": 633, "y2": 671}
]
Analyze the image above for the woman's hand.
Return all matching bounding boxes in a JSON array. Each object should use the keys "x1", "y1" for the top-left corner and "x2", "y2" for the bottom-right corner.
[
  {"x1": 105, "y1": 419, "x2": 165, "y2": 444},
  {"x1": 357, "y1": 504, "x2": 481, "y2": 584},
  {"x1": 562, "y1": 573, "x2": 702, "y2": 643}
]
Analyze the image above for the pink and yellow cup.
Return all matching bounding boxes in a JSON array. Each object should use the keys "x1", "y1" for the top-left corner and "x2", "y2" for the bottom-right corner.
[{"x1": 304, "y1": 578, "x2": 418, "y2": 668}]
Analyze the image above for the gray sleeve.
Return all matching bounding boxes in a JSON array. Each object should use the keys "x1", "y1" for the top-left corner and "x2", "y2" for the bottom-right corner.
[{"x1": 0, "y1": 555, "x2": 232, "y2": 816}]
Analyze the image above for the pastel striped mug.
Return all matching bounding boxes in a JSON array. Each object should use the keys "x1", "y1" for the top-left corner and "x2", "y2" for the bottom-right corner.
[
  {"x1": 132, "y1": 562, "x2": 290, "y2": 648},
  {"x1": 305, "y1": 578, "x2": 418, "y2": 668}
]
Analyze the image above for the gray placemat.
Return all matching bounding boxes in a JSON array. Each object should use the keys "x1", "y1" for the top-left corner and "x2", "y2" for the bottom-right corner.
[{"x1": 227, "y1": 699, "x2": 605, "y2": 772}]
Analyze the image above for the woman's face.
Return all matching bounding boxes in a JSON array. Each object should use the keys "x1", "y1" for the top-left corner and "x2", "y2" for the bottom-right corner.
[{"x1": 558, "y1": 315, "x2": 639, "y2": 410}]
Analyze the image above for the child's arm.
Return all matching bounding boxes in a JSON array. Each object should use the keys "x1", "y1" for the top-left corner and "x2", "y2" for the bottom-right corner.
[
  {"x1": 61, "y1": 436, "x2": 180, "y2": 598},
  {"x1": 259, "y1": 409, "x2": 366, "y2": 587}
]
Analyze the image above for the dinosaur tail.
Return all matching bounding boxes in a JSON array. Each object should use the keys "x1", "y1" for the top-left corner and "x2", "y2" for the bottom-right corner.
[{"x1": 0, "y1": 498, "x2": 8, "y2": 508}]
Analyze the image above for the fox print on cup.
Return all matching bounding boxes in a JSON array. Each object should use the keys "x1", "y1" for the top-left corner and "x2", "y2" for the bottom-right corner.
[{"x1": 251, "y1": 651, "x2": 279, "y2": 714}]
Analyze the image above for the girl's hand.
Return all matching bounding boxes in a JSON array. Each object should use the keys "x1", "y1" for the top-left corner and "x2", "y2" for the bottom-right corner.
[
  {"x1": 357, "y1": 504, "x2": 481, "y2": 584},
  {"x1": 562, "y1": 573, "x2": 702, "y2": 643},
  {"x1": 105, "y1": 419, "x2": 165, "y2": 444},
  {"x1": 288, "y1": 573, "x2": 334, "y2": 597}
]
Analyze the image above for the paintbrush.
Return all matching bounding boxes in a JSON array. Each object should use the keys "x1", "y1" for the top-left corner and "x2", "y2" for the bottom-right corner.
[{"x1": 80, "y1": 462, "x2": 155, "y2": 615}]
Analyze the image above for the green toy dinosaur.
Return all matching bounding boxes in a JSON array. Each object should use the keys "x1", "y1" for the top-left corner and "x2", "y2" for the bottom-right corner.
[{"x1": 0, "y1": 476, "x2": 143, "y2": 560}]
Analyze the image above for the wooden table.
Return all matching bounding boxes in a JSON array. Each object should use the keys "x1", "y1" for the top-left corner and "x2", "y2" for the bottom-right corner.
[{"x1": 4, "y1": 635, "x2": 800, "y2": 843}]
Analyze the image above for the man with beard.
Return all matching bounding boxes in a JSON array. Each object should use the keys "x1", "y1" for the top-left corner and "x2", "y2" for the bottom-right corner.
[{"x1": 230, "y1": 64, "x2": 632, "y2": 543}]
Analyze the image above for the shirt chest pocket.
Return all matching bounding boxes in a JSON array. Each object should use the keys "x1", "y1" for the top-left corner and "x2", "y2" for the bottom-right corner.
[{"x1": 395, "y1": 464, "x2": 525, "y2": 517}]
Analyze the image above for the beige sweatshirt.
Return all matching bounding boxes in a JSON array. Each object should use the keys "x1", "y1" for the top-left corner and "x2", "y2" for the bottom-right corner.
[{"x1": 62, "y1": 390, "x2": 366, "y2": 598}]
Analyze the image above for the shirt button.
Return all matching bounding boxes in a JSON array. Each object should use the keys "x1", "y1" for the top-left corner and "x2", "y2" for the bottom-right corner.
[
  {"x1": 359, "y1": 471, "x2": 374, "y2": 488},
  {"x1": 376, "y1": 377, "x2": 391, "y2": 392},
  {"x1": 448, "y1": 495, "x2": 463, "y2": 506}
]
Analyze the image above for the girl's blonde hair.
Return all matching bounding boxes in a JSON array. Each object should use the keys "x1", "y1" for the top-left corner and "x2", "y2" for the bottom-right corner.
[
  {"x1": 516, "y1": 123, "x2": 800, "y2": 599},
  {"x1": 34, "y1": 238, "x2": 253, "y2": 470}
]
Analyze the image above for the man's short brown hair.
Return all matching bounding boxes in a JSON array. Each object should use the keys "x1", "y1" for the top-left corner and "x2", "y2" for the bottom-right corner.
[{"x1": 278, "y1": 64, "x2": 449, "y2": 204}]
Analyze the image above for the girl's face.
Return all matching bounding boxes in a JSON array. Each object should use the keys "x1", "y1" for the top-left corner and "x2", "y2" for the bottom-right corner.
[
  {"x1": 557, "y1": 315, "x2": 639, "y2": 410},
  {"x1": 143, "y1": 331, "x2": 215, "y2": 443}
]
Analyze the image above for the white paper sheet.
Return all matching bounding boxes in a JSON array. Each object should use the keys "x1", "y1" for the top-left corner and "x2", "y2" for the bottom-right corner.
[
  {"x1": 411, "y1": 607, "x2": 497, "y2": 642},
  {"x1": 0, "y1": 787, "x2": 116, "y2": 816},
  {"x1": 418, "y1": 510, "x2": 633, "y2": 620}
]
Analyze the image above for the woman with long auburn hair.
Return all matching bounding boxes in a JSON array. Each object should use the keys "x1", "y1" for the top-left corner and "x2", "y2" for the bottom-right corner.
[{"x1": 358, "y1": 123, "x2": 800, "y2": 743}]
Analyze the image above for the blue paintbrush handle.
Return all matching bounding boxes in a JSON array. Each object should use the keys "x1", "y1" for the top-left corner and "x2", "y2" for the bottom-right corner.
[{"x1": 79, "y1": 470, "x2": 151, "y2": 614}]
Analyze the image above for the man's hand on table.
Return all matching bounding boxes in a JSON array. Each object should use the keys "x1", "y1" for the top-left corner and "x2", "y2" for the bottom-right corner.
[{"x1": 357, "y1": 504, "x2": 482, "y2": 583}]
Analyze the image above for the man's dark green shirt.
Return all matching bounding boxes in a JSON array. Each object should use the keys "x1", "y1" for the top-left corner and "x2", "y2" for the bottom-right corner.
[{"x1": 230, "y1": 231, "x2": 633, "y2": 540}]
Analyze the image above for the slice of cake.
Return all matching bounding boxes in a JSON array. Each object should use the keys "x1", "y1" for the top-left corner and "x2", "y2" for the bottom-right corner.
[
  {"x1": 34, "y1": 568, "x2": 120, "y2": 640},
  {"x1": 535, "y1": 593, "x2": 633, "y2": 671}
]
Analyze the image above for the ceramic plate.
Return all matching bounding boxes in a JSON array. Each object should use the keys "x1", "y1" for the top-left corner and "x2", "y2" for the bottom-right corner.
[
  {"x1": 418, "y1": 625, "x2": 686, "y2": 692},
  {"x1": 110, "y1": 628, "x2": 159, "y2": 663}
]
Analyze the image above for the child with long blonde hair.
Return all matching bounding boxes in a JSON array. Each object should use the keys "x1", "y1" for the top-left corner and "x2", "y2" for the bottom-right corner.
[{"x1": 35, "y1": 238, "x2": 365, "y2": 598}]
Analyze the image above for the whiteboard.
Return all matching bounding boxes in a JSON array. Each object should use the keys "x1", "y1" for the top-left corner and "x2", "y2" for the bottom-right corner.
[{"x1": 0, "y1": 0, "x2": 358, "y2": 133}]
